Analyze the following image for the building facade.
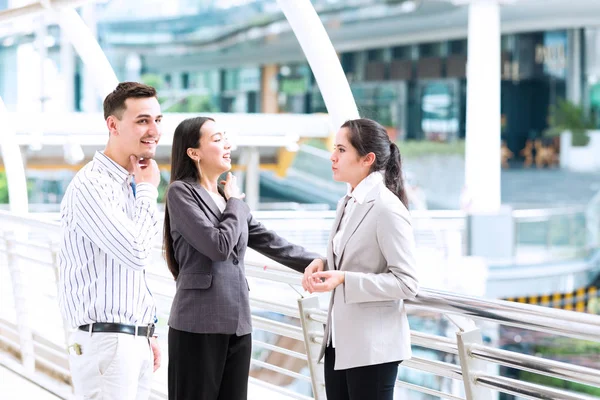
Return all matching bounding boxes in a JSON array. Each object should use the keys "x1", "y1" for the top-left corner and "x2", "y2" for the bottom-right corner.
[{"x1": 0, "y1": 1, "x2": 598, "y2": 157}]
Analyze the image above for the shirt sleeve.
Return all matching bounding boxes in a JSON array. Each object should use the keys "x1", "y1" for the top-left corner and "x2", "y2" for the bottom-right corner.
[
  {"x1": 71, "y1": 172, "x2": 159, "y2": 271},
  {"x1": 247, "y1": 214, "x2": 322, "y2": 273}
]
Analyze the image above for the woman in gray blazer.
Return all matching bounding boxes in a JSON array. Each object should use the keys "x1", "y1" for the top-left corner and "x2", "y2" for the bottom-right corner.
[
  {"x1": 163, "y1": 116, "x2": 322, "y2": 400},
  {"x1": 302, "y1": 118, "x2": 419, "y2": 400}
]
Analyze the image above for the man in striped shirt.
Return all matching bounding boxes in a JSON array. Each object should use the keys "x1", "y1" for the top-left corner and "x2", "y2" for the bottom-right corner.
[{"x1": 58, "y1": 82, "x2": 163, "y2": 399}]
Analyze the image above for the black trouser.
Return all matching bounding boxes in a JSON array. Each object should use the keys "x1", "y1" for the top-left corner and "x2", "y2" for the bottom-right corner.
[
  {"x1": 324, "y1": 344, "x2": 400, "y2": 400},
  {"x1": 168, "y1": 327, "x2": 252, "y2": 400}
]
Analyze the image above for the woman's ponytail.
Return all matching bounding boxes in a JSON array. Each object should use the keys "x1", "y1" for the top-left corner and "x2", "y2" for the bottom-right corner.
[{"x1": 385, "y1": 142, "x2": 408, "y2": 208}]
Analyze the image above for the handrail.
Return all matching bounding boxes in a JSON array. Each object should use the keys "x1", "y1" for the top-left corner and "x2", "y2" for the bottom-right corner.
[
  {"x1": 469, "y1": 343, "x2": 600, "y2": 388},
  {"x1": 407, "y1": 288, "x2": 600, "y2": 342},
  {"x1": 299, "y1": 296, "x2": 600, "y2": 397},
  {"x1": 2, "y1": 211, "x2": 600, "y2": 400},
  {"x1": 247, "y1": 263, "x2": 600, "y2": 343},
  {"x1": 0, "y1": 216, "x2": 318, "y2": 399},
  {"x1": 476, "y1": 374, "x2": 598, "y2": 400}
]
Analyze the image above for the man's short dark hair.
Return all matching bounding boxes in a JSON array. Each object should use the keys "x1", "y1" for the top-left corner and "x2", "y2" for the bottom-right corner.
[{"x1": 103, "y1": 82, "x2": 157, "y2": 120}]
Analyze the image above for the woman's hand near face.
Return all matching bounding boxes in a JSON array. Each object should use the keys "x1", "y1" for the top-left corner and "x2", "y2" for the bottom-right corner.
[{"x1": 221, "y1": 172, "x2": 246, "y2": 200}]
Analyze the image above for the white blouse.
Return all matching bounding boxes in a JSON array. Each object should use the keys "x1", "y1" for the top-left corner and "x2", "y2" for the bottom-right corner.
[{"x1": 208, "y1": 190, "x2": 227, "y2": 213}]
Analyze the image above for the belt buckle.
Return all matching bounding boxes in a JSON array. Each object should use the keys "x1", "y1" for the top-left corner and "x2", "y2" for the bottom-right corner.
[{"x1": 146, "y1": 323, "x2": 155, "y2": 339}]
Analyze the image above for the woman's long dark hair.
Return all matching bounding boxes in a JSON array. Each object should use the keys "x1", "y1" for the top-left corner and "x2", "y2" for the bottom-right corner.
[
  {"x1": 163, "y1": 117, "x2": 214, "y2": 279},
  {"x1": 341, "y1": 118, "x2": 408, "y2": 208}
]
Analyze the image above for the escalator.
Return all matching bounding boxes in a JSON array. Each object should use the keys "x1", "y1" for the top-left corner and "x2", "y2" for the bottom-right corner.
[
  {"x1": 259, "y1": 170, "x2": 343, "y2": 209},
  {"x1": 258, "y1": 144, "x2": 345, "y2": 209}
]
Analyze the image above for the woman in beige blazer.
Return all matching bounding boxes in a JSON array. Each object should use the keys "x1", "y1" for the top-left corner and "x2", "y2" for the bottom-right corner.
[{"x1": 302, "y1": 118, "x2": 419, "y2": 400}]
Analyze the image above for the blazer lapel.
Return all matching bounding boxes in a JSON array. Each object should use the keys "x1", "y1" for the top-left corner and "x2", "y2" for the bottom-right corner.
[
  {"x1": 185, "y1": 179, "x2": 222, "y2": 223},
  {"x1": 327, "y1": 196, "x2": 348, "y2": 270},
  {"x1": 336, "y1": 183, "x2": 381, "y2": 265},
  {"x1": 336, "y1": 202, "x2": 374, "y2": 264}
]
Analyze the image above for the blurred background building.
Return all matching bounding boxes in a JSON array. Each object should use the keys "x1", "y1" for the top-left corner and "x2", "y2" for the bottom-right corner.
[
  {"x1": 2, "y1": 0, "x2": 600, "y2": 210},
  {"x1": 2, "y1": 0, "x2": 598, "y2": 141},
  {"x1": 1, "y1": 1, "x2": 600, "y2": 399}
]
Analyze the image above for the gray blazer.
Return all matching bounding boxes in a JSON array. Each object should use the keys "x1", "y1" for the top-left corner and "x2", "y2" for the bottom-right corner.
[
  {"x1": 319, "y1": 181, "x2": 419, "y2": 370},
  {"x1": 166, "y1": 178, "x2": 320, "y2": 336}
]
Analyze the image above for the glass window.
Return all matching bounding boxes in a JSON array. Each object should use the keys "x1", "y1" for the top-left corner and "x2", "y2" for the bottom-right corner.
[
  {"x1": 538, "y1": 30, "x2": 567, "y2": 79},
  {"x1": 238, "y1": 67, "x2": 260, "y2": 92},
  {"x1": 448, "y1": 40, "x2": 467, "y2": 56},
  {"x1": 419, "y1": 80, "x2": 460, "y2": 142},
  {"x1": 341, "y1": 52, "x2": 356, "y2": 74},
  {"x1": 352, "y1": 83, "x2": 407, "y2": 140},
  {"x1": 203, "y1": 70, "x2": 220, "y2": 92},
  {"x1": 501, "y1": 34, "x2": 514, "y2": 52},
  {"x1": 367, "y1": 49, "x2": 385, "y2": 62},
  {"x1": 223, "y1": 68, "x2": 240, "y2": 92},
  {"x1": 278, "y1": 63, "x2": 312, "y2": 113},
  {"x1": 392, "y1": 45, "x2": 412, "y2": 60},
  {"x1": 419, "y1": 42, "x2": 442, "y2": 58}
]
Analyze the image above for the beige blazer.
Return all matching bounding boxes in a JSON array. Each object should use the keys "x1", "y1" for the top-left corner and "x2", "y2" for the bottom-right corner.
[{"x1": 318, "y1": 181, "x2": 419, "y2": 370}]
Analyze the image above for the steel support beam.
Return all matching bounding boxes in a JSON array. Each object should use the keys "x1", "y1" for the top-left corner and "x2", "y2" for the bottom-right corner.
[
  {"x1": 0, "y1": 0, "x2": 117, "y2": 212},
  {"x1": 277, "y1": 0, "x2": 359, "y2": 130}
]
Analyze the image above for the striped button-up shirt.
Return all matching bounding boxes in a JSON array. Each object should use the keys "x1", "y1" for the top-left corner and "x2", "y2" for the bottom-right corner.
[{"x1": 58, "y1": 151, "x2": 159, "y2": 329}]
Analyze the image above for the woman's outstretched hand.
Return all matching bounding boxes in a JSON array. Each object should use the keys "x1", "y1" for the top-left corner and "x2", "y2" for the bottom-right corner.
[{"x1": 302, "y1": 258, "x2": 324, "y2": 293}]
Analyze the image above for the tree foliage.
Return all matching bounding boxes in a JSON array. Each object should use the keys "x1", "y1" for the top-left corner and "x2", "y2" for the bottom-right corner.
[{"x1": 0, "y1": 171, "x2": 8, "y2": 203}]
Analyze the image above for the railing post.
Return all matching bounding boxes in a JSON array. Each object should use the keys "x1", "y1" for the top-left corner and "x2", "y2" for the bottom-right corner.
[
  {"x1": 298, "y1": 296, "x2": 326, "y2": 400},
  {"x1": 5, "y1": 231, "x2": 36, "y2": 373},
  {"x1": 50, "y1": 240, "x2": 70, "y2": 347},
  {"x1": 456, "y1": 327, "x2": 495, "y2": 400}
]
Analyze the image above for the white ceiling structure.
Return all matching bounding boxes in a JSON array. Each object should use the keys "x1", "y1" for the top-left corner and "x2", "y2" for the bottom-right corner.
[{"x1": 103, "y1": 0, "x2": 600, "y2": 70}]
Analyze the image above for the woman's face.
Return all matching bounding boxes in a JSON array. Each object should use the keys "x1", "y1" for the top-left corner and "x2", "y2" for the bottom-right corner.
[
  {"x1": 197, "y1": 120, "x2": 232, "y2": 175},
  {"x1": 330, "y1": 127, "x2": 370, "y2": 188}
]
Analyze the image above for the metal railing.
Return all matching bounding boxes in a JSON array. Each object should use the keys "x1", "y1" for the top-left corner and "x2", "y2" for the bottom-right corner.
[
  {"x1": 1, "y1": 210, "x2": 599, "y2": 399},
  {"x1": 0, "y1": 211, "x2": 318, "y2": 399},
  {"x1": 257, "y1": 264, "x2": 600, "y2": 400},
  {"x1": 3, "y1": 202, "x2": 597, "y2": 265}
]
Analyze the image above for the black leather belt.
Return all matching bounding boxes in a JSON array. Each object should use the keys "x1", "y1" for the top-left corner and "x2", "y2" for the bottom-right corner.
[{"x1": 78, "y1": 323, "x2": 155, "y2": 338}]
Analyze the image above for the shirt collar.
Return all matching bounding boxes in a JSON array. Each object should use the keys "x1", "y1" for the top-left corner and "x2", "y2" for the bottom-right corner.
[
  {"x1": 346, "y1": 171, "x2": 383, "y2": 205},
  {"x1": 93, "y1": 151, "x2": 131, "y2": 184}
]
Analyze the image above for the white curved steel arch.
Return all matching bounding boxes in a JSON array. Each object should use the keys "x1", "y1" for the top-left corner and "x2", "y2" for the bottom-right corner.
[
  {"x1": 54, "y1": 8, "x2": 119, "y2": 97},
  {"x1": 0, "y1": 3, "x2": 118, "y2": 212},
  {"x1": 2, "y1": 0, "x2": 355, "y2": 212},
  {"x1": 277, "y1": 0, "x2": 360, "y2": 130}
]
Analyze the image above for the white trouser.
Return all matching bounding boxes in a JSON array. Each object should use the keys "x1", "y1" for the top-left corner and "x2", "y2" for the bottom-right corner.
[{"x1": 68, "y1": 329, "x2": 153, "y2": 400}]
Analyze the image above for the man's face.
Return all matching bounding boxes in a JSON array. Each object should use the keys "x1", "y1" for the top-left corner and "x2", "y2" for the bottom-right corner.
[{"x1": 108, "y1": 97, "x2": 162, "y2": 159}]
